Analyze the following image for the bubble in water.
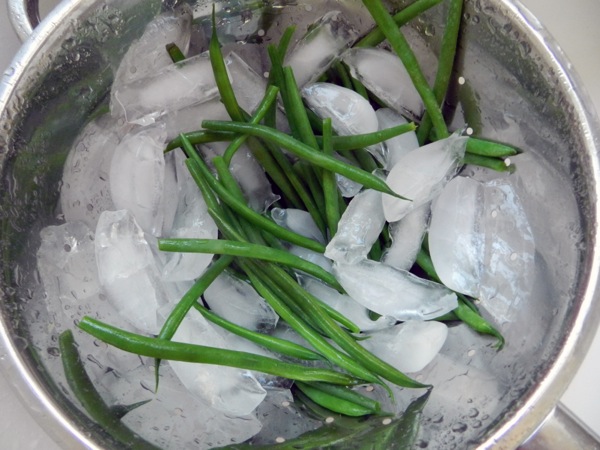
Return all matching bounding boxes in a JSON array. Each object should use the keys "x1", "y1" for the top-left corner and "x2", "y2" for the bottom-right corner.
[
  {"x1": 47, "y1": 347, "x2": 60, "y2": 357},
  {"x1": 451, "y1": 422, "x2": 468, "y2": 433},
  {"x1": 467, "y1": 408, "x2": 479, "y2": 418}
]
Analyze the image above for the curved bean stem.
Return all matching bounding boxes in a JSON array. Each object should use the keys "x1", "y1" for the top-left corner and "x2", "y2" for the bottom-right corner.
[{"x1": 78, "y1": 317, "x2": 361, "y2": 386}]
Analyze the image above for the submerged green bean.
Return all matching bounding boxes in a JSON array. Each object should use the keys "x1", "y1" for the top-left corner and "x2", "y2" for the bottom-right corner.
[
  {"x1": 79, "y1": 317, "x2": 361, "y2": 386},
  {"x1": 295, "y1": 382, "x2": 377, "y2": 417}
]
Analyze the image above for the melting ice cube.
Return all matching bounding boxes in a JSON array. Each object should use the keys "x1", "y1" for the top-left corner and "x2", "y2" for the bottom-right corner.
[
  {"x1": 325, "y1": 189, "x2": 386, "y2": 264},
  {"x1": 360, "y1": 321, "x2": 448, "y2": 373},
  {"x1": 111, "y1": 52, "x2": 219, "y2": 126},
  {"x1": 113, "y1": 6, "x2": 193, "y2": 88},
  {"x1": 333, "y1": 259, "x2": 458, "y2": 321},
  {"x1": 342, "y1": 47, "x2": 423, "y2": 119},
  {"x1": 204, "y1": 272, "x2": 279, "y2": 333},
  {"x1": 109, "y1": 124, "x2": 168, "y2": 236},
  {"x1": 95, "y1": 210, "x2": 168, "y2": 333},
  {"x1": 382, "y1": 134, "x2": 467, "y2": 222},
  {"x1": 376, "y1": 108, "x2": 419, "y2": 169},
  {"x1": 428, "y1": 176, "x2": 535, "y2": 307},
  {"x1": 383, "y1": 204, "x2": 430, "y2": 271},
  {"x1": 285, "y1": 11, "x2": 359, "y2": 87},
  {"x1": 271, "y1": 208, "x2": 326, "y2": 245}
]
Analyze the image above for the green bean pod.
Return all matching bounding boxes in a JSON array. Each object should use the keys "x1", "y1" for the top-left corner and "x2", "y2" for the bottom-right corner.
[
  {"x1": 78, "y1": 317, "x2": 362, "y2": 386},
  {"x1": 295, "y1": 381, "x2": 377, "y2": 417}
]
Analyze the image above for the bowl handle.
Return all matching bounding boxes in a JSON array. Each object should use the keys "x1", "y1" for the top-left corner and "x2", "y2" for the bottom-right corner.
[
  {"x1": 520, "y1": 402, "x2": 600, "y2": 449},
  {"x1": 7, "y1": 0, "x2": 41, "y2": 42}
]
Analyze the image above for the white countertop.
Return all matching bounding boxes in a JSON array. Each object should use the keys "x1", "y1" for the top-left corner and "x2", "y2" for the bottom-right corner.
[{"x1": 1, "y1": 0, "x2": 600, "y2": 448}]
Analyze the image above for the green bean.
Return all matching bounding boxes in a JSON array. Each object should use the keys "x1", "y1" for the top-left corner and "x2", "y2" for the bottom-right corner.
[
  {"x1": 209, "y1": 8, "x2": 244, "y2": 122},
  {"x1": 332, "y1": 61, "x2": 354, "y2": 90},
  {"x1": 59, "y1": 331, "x2": 160, "y2": 450},
  {"x1": 166, "y1": 130, "x2": 235, "y2": 152},
  {"x1": 222, "y1": 85, "x2": 281, "y2": 165},
  {"x1": 417, "y1": 0, "x2": 464, "y2": 145},
  {"x1": 253, "y1": 263, "x2": 361, "y2": 334},
  {"x1": 462, "y1": 152, "x2": 515, "y2": 173},
  {"x1": 351, "y1": 74, "x2": 370, "y2": 101},
  {"x1": 300, "y1": 381, "x2": 382, "y2": 413},
  {"x1": 467, "y1": 137, "x2": 520, "y2": 157},
  {"x1": 193, "y1": 303, "x2": 323, "y2": 361},
  {"x1": 241, "y1": 263, "x2": 381, "y2": 384},
  {"x1": 295, "y1": 382, "x2": 376, "y2": 417},
  {"x1": 293, "y1": 160, "x2": 327, "y2": 231},
  {"x1": 314, "y1": 122, "x2": 417, "y2": 151},
  {"x1": 264, "y1": 263, "x2": 427, "y2": 389},
  {"x1": 201, "y1": 120, "x2": 404, "y2": 198},
  {"x1": 78, "y1": 317, "x2": 361, "y2": 386},
  {"x1": 183, "y1": 145, "x2": 326, "y2": 253},
  {"x1": 356, "y1": 0, "x2": 444, "y2": 48},
  {"x1": 322, "y1": 118, "x2": 340, "y2": 235},
  {"x1": 157, "y1": 256, "x2": 234, "y2": 343},
  {"x1": 282, "y1": 66, "x2": 320, "y2": 149},
  {"x1": 166, "y1": 43, "x2": 186, "y2": 63},
  {"x1": 361, "y1": 0, "x2": 449, "y2": 140},
  {"x1": 158, "y1": 238, "x2": 343, "y2": 291}
]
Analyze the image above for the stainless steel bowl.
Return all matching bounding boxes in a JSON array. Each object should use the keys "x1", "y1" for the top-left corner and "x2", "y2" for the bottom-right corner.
[{"x1": 2, "y1": 0, "x2": 600, "y2": 448}]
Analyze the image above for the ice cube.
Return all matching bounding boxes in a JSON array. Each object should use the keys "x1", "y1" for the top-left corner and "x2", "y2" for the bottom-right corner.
[
  {"x1": 285, "y1": 11, "x2": 359, "y2": 87},
  {"x1": 332, "y1": 259, "x2": 458, "y2": 321},
  {"x1": 111, "y1": 52, "x2": 219, "y2": 126},
  {"x1": 288, "y1": 245, "x2": 333, "y2": 274},
  {"x1": 334, "y1": 154, "x2": 363, "y2": 198},
  {"x1": 325, "y1": 189, "x2": 386, "y2": 264},
  {"x1": 342, "y1": 47, "x2": 423, "y2": 119},
  {"x1": 376, "y1": 108, "x2": 419, "y2": 169},
  {"x1": 300, "y1": 276, "x2": 396, "y2": 332},
  {"x1": 428, "y1": 176, "x2": 535, "y2": 307},
  {"x1": 382, "y1": 134, "x2": 468, "y2": 222},
  {"x1": 204, "y1": 272, "x2": 279, "y2": 333},
  {"x1": 383, "y1": 204, "x2": 430, "y2": 271},
  {"x1": 161, "y1": 151, "x2": 218, "y2": 282},
  {"x1": 271, "y1": 208, "x2": 326, "y2": 245},
  {"x1": 226, "y1": 51, "x2": 268, "y2": 114},
  {"x1": 302, "y1": 82, "x2": 379, "y2": 137},
  {"x1": 428, "y1": 177, "x2": 482, "y2": 297},
  {"x1": 59, "y1": 115, "x2": 121, "y2": 229},
  {"x1": 113, "y1": 6, "x2": 193, "y2": 88},
  {"x1": 109, "y1": 124, "x2": 168, "y2": 236},
  {"x1": 360, "y1": 321, "x2": 448, "y2": 373},
  {"x1": 95, "y1": 210, "x2": 168, "y2": 333},
  {"x1": 165, "y1": 309, "x2": 267, "y2": 416},
  {"x1": 160, "y1": 98, "x2": 229, "y2": 141}
]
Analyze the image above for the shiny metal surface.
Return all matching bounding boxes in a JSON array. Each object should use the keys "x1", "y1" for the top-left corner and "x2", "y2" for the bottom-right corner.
[
  {"x1": 7, "y1": 0, "x2": 40, "y2": 42},
  {"x1": 1, "y1": 0, "x2": 600, "y2": 448}
]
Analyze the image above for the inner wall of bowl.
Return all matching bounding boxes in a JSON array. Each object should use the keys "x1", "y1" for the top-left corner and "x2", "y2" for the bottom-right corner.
[{"x1": 0, "y1": 0, "x2": 596, "y2": 448}]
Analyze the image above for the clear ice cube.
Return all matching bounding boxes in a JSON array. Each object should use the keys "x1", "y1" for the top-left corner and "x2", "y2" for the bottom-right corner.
[
  {"x1": 109, "y1": 124, "x2": 168, "y2": 236},
  {"x1": 204, "y1": 272, "x2": 279, "y2": 333},
  {"x1": 325, "y1": 189, "x2": 386, "y2": 264},
  {"x1": 271, "y1": 208, "x2": 326, "y2": 245},
  {"x1": 113, "y1": 6, "x2": 193, "y2": 88},
  {"x1": 360, "y1": 321, "x2": 448, "y2": 373},
  {"x1": 95, "y1": 210, "x2": 168, "y2": 333},
  {"x1": 111, "y1": 52, "x2": 219, "y2": 126},
  {"x1": 342, "y1": 47, "x2": 423, "y2": 119},
  {"x1": 332, "y1": 259, "x2": 458, "y2": 321},
  {"x1": 383, "y1": 203, "x2": 430, "y2": 271},
  {"x1": 285, "y1": 11, "x2": 359, "y2": 87},
  {"x1": 376, "y1": 108, "x2": 419, "y2": 169},
  {"x1": 382, "y1": 134, "x2": 468, "y2": 222}
]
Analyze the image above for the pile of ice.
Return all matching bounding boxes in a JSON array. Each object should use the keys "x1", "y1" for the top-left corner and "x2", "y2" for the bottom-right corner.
[{"x1": 35, "y1": 5, "x2": 536, "y2": 448}]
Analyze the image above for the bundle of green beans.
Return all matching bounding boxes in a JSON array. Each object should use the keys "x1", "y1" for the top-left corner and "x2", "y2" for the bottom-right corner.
[{"x1": 74, "y1": 0, "x2": 513, "y2": 430}]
